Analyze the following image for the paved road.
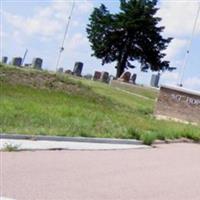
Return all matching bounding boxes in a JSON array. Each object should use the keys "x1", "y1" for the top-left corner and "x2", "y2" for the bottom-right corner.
[{"x1": 1, "y1": 143, "x2": 200, "y2": 200}]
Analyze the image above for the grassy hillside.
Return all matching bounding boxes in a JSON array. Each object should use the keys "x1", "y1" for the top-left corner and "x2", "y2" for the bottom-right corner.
[{"x1": 0, "y1": 63, "x2": 200, "y2": 144}]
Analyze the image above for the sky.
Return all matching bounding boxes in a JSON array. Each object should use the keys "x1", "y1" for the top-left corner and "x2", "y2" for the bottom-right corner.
[{"x1": 1, "y1": 0, "x2": 200, "y2": 90}]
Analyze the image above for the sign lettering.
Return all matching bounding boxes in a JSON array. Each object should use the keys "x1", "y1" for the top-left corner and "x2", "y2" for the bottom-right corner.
[{"x1": 171, "y1": 94, "x2": 200, "y2": 106}]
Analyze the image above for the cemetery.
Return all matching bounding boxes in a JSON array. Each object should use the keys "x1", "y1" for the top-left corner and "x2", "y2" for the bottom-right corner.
[
  {"x1": 0, "y1": 0, "x2": 199, "y2": 146},
  {"x1": 1, "y1": 1, "x2": 200, "y2": 200},
  {"x1": 0, "y1": 62, "x2": 200, "y2": 145}
]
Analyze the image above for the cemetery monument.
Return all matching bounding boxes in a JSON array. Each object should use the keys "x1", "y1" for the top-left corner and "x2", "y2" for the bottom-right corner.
[
  {"x1": 32, "y1": 58, "x2": 43, "y2": 69},
  {"x1": 73, "y1": 62, "x2": 83, "y2": 76},
  {"x1": 155, "y1": 85, "x2": 200, "y2": 124},
  {"x1": 11, "y1": 57, "x2": 22, "y2": 67},
  {"x1": 2, "y1": 56, "x2": 8, "y2": 64}
]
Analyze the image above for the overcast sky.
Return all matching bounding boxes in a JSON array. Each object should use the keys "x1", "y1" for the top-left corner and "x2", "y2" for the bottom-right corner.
[{"x1": 1, "y1": 0, "x2": 200, "y2": 90}]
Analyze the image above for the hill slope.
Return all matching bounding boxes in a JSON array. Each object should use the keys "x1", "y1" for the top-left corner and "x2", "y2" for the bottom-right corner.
[{"x1": 0, "y1": 63, "x2": 200, "y2": 144}]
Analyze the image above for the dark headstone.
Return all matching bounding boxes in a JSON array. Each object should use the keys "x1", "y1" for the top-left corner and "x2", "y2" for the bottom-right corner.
[
  {"x1": 11, "y1": 57, "x2": 22, "y2": 67},
  {"x1": 131, "y1": 74, "x2": 137, "y2": 84},
  {"x1": 84, "y1": 74, "x2": 93, "y2": 80},
  {"x1": 118, "y1": 71, "x2": 131, "y2": 82},
  {"x1": 65, "y1": 69, "x2": 72, "y2": 74},
  {"x1": 32, "y1": 58, "x2": 43, "y2": 69},
  {"x1": 24, "y1": 63, "x2": 31, "y2": 67},
  {"x1": 2, "y1": 56, "x2": 8, "y2": 64},
  {"x1": 57, "y1": 68, "x2": 64, "y2": 73},
  {"x1": 150, "y1": 74, "x2": 160, "y2": 88},
  {"x1": 93, "y1": 71, "x2": 102, "y2": 81},
  {"x1": 73, "y1": 62, "x2": 83, "y2": 76},
  {"x1": 100, "y1": 71, "x2": 109, "y2": 83}
]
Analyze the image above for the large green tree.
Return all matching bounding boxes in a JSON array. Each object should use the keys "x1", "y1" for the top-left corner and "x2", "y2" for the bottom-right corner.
[{"x1": 87, "y1": 0, "x2": 172, "y2": 77}]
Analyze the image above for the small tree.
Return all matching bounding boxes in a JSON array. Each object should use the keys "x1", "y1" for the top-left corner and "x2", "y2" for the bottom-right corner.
[{"x1": 87, "y1": 0, "x2": 172, "y2": 77}]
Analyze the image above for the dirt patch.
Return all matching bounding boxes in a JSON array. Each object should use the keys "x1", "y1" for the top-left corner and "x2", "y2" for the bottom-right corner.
[{"x1": 0, "y1": 67, "x2": 86, "y2": 94}]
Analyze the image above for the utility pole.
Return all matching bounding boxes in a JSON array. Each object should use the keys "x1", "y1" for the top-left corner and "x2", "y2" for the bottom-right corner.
[
  {"x1": 55, "y1": 0, "x2": 75, "y2": 71},
  {"x1": 178, "y1": 3, "x2": 200, "y2": 87}
]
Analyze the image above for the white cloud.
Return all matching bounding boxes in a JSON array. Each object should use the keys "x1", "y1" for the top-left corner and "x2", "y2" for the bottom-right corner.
[
  {"x1": 158, "y1": 1, "x2": 200, "y2": 37},
  {"x1": 161, "y1": 74, "x2": 200, "y2": 91},
  {"x1": 2, "y1": 0, "x2": 93, "y2": 39},
  {"x1": 161, "y1": 71, "x2": 179, "y2": 85},
  {"x1": 158, "y1": 1, "x2": 200, "y2": 80},
  {"x1": 71, "y1": 20, "x2": 80, "y2": 27},
  {"x1": 3, "y1": 8, "x2": 63, "y2": 38},
  {"x1": 184, "y1": 76, "x2": 200, "y2": 90},
  {"x1": 77, "y1": 0, "x2": 93, "y2": 13},
  {"x1": 164, "y1": 38, "x2": 188, "y2": 59},
  {"x1": 66, "y1": 33, "x2": 88, "y2": 50}
]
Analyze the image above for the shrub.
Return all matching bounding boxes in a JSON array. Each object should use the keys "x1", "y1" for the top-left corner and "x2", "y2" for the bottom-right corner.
[
  {"x1": 140, "y1": 131, "x2": 157, "y2": 145},
  {"x1": 127, "y1": 127, "x2": 141, "y2": 140}
]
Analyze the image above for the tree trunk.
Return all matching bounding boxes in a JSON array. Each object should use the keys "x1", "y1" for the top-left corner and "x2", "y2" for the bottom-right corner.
[
  {"x1": 116, "y1": 62, "x2": 125, "y2": 78},
  {"x1": 116, "y1": 53, "x2": 128, "y2": 78}
]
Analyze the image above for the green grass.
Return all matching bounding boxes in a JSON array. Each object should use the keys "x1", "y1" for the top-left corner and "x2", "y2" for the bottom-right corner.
[
  {"x1": 1, "y1": 64, "x2": 200, "y2": 145},
  {"x1": 110, "y1": 80, "x2": 158, "y2": 100}
]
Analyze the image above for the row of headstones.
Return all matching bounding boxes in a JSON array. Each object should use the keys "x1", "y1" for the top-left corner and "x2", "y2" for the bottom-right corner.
[
  {"x1": 58, "y1": 61, "x2": 138, "y2": 84},
  {"x1": 93, "y1": 71, "x2": 110, "y2": 83},
  {"x1": 118, "y1": 71, "x2": 137, "y2": 84},
  {"x1": 57, "y1": 62, "x2": 83, "y2": 77},
  {"x1": 117, "y1": 71, "x2": 160, "y2": 87},
  {"x1": 57, "y1": 60, "x2": 160, "y2": 87},
  {"x1": 93, "y1": 71, "x2": 160, "y2": 87},
  {"x1": 1, "y1": 56, "x2": 43, "y2": 69},
  {"x1": 93, "y1": 71, "x2": 137, "y2": 84}
]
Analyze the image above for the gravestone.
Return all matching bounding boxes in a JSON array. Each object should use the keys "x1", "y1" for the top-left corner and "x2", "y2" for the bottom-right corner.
[
  {"x1": 57, "y1": 68, "x2": 64, "y2": 73},
  {"x1": 131, "y1": 74, "x2": 137, "y2": 84},
  {"x1": 73, "y1": 62, "x2": 83, "y2": 76},
  {"x1": 150, "y1": 74, "x2": 160, "y2": 88},
  {"x1": 109, "y1": 75, "x2": 115, "y2": 84},
  {"x1": 118, "y1": 71, "x2": 131, "y2": 82},
  {"x1": 84, "y1": 74, "x2": 93, "y2": 80},
  {"x1": 24, "y1": 63, "x2": 31, "y2": 67},
  {"x1": 93, "y1": 71, "x2": 102, "y2": 81},
  {"x1": 11, "y1": 57, "x2": 22, "y2": 67},
  {"x1": 32, "y1": 58, "x2": 43, "y2": 69},
  {"x1": 155, "y1": 85, "x2": 200, "y2": 124},
  {"x1": 100, "y1": 71, "x2": 109, "y2": 83},
  {"x1": 2, "y1": 56, "x2": 8, "y2": 64},
  {"x1": 65, "y1": 69, "x2": 72, "y2": 74}
]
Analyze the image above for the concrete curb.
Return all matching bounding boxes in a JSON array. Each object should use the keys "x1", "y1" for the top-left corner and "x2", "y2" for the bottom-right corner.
[
  {"x1": 0, "y1": 133, "x2": 142, "y2": 145},
  {"x1": 153, "y1": 138, "x2": 200, "y2": 145}
]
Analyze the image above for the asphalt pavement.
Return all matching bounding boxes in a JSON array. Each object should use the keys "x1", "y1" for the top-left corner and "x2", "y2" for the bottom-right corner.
[{"x1": 1, "y1": 143, "x2": 200, "y2": 200}]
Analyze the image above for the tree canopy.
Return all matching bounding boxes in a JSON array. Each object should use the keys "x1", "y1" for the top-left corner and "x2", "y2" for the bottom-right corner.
[{"x1": 86, "y1": 0, "x2": 173, "y2": 77}]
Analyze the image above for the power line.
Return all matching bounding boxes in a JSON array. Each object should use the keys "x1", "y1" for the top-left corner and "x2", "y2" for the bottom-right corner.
[
  {"x1": 178, "y1": 2, "x2": 200, "y2": 87},
  {"x1": 55, "y1": 0, "x2": 75, "y2": 71}
]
